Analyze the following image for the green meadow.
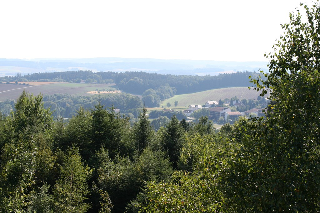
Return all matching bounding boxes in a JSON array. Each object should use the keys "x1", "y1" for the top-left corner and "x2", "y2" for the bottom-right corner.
[{"x1": 161, "y1": 87, "x2": 261, "y2": 109}]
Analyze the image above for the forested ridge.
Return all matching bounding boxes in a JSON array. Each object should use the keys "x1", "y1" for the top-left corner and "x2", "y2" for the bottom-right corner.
[
  {"x1": 2, "y1": 70, "x2": 261, "y2": 108},
  {"x1": 1, "y1": 1, "x2": 320, "y2": 212},
  {"x1": 8, "y1": 71, "x2": 257, "y2": 95},
  {"x1": 0, "y1": 67, "x2": 262, "y2": 110}
]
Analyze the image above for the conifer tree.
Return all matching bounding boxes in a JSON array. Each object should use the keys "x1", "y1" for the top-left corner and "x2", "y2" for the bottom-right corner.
[
  {"x1": 161, "y1": 115, "x2": 184, "y2": 169},
  {"x1": 91, "y1": 103, "x2": 129, "y2": 159},
  {"x1": 132, "y1": 108, "x2": 154, "y2": 154}
]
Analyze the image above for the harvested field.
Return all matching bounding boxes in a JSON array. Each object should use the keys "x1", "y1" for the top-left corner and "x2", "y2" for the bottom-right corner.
[
  {"x1": 17, "y1": 82, "x2": 62, "y2": 86},
  {"x1": 0, "y1": 82, "x2": 117, "y2": 101},
  {"x1": 87, "y1": 90, "x2": 121, "y2": 94}
]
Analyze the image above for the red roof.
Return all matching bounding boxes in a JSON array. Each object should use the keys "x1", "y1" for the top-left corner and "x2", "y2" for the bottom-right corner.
[
  {"x1": 245, "y1": 108, "x2": 260, "y2": 113},
  {"x1": 209, "y1": 107, "x2": 228, "y2": 112}
]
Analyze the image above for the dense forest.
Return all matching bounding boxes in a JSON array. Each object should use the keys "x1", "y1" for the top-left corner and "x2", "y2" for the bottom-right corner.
[{"x1": 1, "y1": 1, "x2": 320, "y2": 212}]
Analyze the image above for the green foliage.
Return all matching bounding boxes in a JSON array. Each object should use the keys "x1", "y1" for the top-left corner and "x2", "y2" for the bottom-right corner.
[
  {"x1": 179, "y1": 133, "x2": 216, "y2": 172},
  {"x1": 159, "y1": 115, "x2": 185, "y2": 169},
  {"x1": 0, "y1": 138, "x2": 39, "y2": 212},
  {"x1": 138, "y1": 172, "x2": 221, "y2": 212},
  {"x1": 190, "y1": 116, "x2": 215, "y2": 136},
  {"x1": 14, "y1": 91, "x2": 53, "y2": 130},
  {"x1": 97, "y1": 148, "x2": 172, "y2": 212},
  {"x1": 99, "y1": 190, "x2": 113, "y2": 213},
  {"x1": 148, "y1": 110, "x2": 187, "y2": 120},
  {"x1": 134, "y1": 148, "x2": 173, "y2": 183},
  {"x1": 2, "y1": 91, "x2": 53, "y2": 144},
  {"x1": 179, "y1": 119, "x2": 190, "y2": 132},
  {"x1": 227, "y1": 1, "x2": 320, "y2": 211},
  {"x1": 97, "y1": 148, "x2": 137, "y2": 212},
  {"x1": 140, "y1": 85, "x2": 176, "y2": 107},
  {"x1": 53, "y1": 148, "x2": 91, "y2": 213},
  {"x1": 41, "y1": 93, "x2": 143, "y2": 118},
  {"x1": 191, "y1": 108, "x2": 210, "y2": 121},
  {"x1": 142, "y1": 89, "x2": 161, "y2": 107},
  {"x1": 150, "y1": 116, "x2": 170, "y2": 131},
  {"x1": 52, "y1": 104, "x2": 133, "y2": 211},
  {"x1": 27, "y1": 184, "x2": 54, "y2": 213},
  {"x1": 91, "y1": 103, "x2": 131, "y2": 159},
  {"x1": 0, "y1": 92, "x2": 56, "y2": 212},
  {"x1": 132, "y1": 108, "x2": 154, "y2": 153},
  {"x1": 133, "y1": 2, "x2": 320, "y2": 212},
  {"x1": 58, "y1": 108, "x2": 93, "y2": 160},
  {"x1": 137, "y1": 134, "x2": 233, "y2": 212},
  {"x1": 4, "y1": 5, "x2": 320, "y2": 210}
]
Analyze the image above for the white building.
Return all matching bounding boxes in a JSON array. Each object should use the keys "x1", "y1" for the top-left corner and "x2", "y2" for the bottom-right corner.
[
  {"x1": 205, "y1": 100, "x2": 218, "y2": 107},
  {"x1": 188, "y1": 105, "x2": 203, "y2": 111}
]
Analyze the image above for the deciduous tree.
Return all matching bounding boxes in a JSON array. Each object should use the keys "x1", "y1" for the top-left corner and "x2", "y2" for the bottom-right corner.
[{"x1": 227, "y1": 1, "x2": 320, "y2": 211}]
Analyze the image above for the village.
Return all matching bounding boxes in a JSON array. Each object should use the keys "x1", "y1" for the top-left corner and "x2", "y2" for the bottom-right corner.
[{"x1": 181, "y1": 97, "x2": 268, "y2": 124}]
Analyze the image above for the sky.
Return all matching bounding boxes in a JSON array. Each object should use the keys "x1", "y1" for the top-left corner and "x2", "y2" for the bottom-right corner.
[{"x1": 0, "y1": 0, "x2": 315, "y2": 62}]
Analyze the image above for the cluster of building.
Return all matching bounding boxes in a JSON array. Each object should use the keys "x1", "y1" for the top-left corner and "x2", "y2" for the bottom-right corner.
[{"x1": 183, "y1": 100, "x2": 265, "y2": 122}]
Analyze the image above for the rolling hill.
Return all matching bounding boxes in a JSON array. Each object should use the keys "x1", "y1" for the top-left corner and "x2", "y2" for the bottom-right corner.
[{"x1": 162, "y1": 87, "x2": 262, "y2": 108}]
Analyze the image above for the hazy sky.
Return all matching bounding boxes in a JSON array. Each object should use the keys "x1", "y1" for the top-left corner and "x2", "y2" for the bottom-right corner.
[{"x1": 0, "y1": 0, "x2": 315, "y2": 61}]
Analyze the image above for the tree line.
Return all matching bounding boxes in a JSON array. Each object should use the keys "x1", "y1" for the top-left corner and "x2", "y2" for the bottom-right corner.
[
  {"x1": 6, "y1": 71, "x2": 258, "y2": 94},
  {"x1": 0, "y1": 93, "x2": 143, "y2": 119}
]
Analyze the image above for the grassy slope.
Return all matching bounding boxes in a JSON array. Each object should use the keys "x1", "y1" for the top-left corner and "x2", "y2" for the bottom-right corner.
[{"x1": 161, "y1": 87, "x2": 261, "y2": 109}]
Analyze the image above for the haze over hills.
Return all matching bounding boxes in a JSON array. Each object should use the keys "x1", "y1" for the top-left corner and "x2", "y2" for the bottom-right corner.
[{"x1": 0, "y1": 58, "x2": 268, "y2": 77}]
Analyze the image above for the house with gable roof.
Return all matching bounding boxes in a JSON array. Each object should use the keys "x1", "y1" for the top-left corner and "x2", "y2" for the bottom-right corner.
[
  {"x1": 209, "y1": 107, "x2": 231, "y2": 120},
  {"x1": 183, "y1": 105, "x2": 203, "y2": 117},
  {"x1": 225, "y1": 111, "x2": 245, "y2": 122},
  {"x1": 205, "y1": 100, "x2": 218, "y2": 108}
]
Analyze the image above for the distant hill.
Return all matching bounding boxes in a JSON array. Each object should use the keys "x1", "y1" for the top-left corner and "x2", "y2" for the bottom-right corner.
[{"x1": 0, "y1": 58, "x2": 268, "y2": 76}]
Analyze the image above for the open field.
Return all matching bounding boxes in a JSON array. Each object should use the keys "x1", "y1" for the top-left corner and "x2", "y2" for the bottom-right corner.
[
  {"x1": 0, "y1": 82, "x2": 117, "y2": 101},
  {"x1": 161, "y1": 87, "x2": 263, "y2": 109},
  {"x1": 17, "y1": 82, "x2": 62, "y2": 86},
  {"x1": 87, "y1": 90, "x2": 121, "y2": 94}
]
